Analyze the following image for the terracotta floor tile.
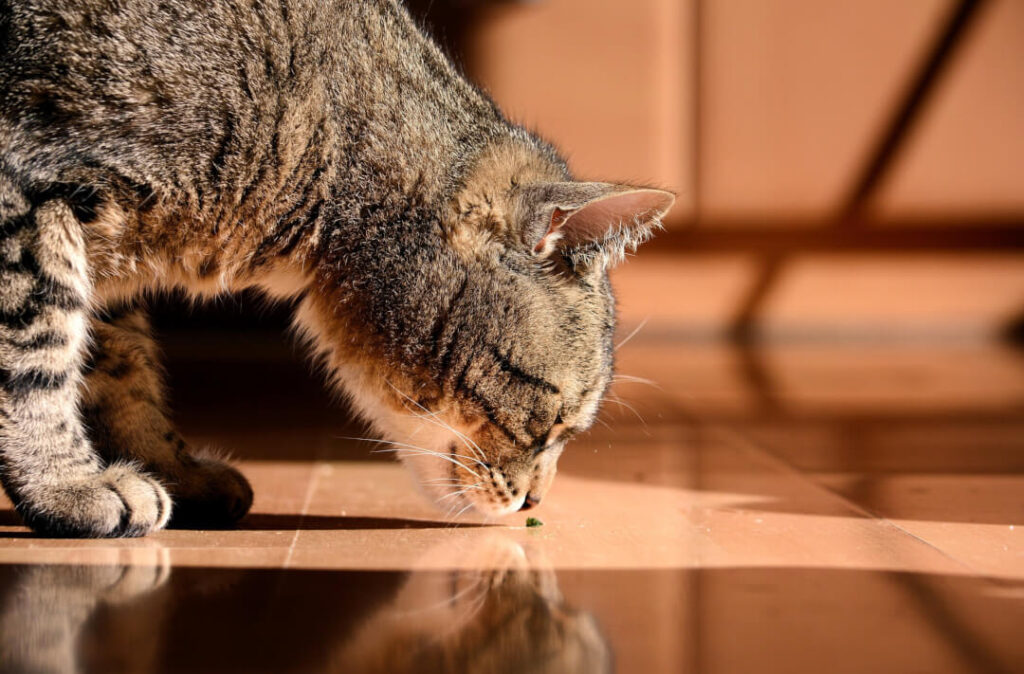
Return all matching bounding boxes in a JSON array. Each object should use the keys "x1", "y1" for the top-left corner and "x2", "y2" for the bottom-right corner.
[
  {"x1": 0, "y1": 340, "x2": 1020, "y2": 672},
  {"x1": 279, "y1": 426, "x2": 971, "y2": 578}
]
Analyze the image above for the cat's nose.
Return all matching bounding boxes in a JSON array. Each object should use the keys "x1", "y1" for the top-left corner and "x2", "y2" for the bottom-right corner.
[{"x1": 519, "y1": 493, "x2": 540, "y2": 511}]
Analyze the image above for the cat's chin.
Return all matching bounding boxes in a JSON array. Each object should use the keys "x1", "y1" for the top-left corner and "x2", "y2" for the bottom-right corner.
[
  {"x1": 417, "y1": 481, "x2": 528, "y2": 519},
  {"x1": 473, "y1": 501, "x2": 528, "y2": 519},
  {"x1": 444, "y1": 491, "x2": 528, "y2": 519}
]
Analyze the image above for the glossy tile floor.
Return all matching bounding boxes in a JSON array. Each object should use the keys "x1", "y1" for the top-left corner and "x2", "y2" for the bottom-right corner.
[{"x1": 0, "y1": 335, "x2": 1022, "y2": 673}]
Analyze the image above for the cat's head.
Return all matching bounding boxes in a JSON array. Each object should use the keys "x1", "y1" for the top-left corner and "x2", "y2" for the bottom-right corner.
[{"x1": 298, "y1": 142, "x2": 673, "y2": 517}]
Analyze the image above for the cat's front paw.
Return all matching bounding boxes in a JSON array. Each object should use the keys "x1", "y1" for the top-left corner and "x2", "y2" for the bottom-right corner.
[
  {"x1": 18, "y1": 465, "x2": 172, "y2": 538},
  {"x1": 167, "y1": 454, "x2": 253, "y2": 528}
]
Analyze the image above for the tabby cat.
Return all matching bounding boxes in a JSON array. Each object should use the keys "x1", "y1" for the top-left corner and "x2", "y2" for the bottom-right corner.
[{"x1": 0, "y1": 0, "x2": 673, "y2": 537}]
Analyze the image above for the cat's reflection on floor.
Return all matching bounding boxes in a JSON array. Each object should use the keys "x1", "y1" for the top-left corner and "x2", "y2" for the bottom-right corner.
[
  {"x1": 331, "y1": 536, "x2": 611, "y2": 674},
  {"x1": 0, "y1": 536, "x2": 609, "y2": 674},
  {"x1": 0, "y1": 546, "x2": 171, "y2": 674}
]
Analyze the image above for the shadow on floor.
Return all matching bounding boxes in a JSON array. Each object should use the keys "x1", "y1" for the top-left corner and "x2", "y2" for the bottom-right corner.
[
  {"x1": 0, "y1": 510, "x2": 495, "y2": 536},
  {"x1": 237, "y1": 513, "x2": 495, "y2": 530}
]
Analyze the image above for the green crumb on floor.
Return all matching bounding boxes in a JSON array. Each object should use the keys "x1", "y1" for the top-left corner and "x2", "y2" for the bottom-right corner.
[{"x1": 526, "y1": 517, "x2": 543, "y2": 528}]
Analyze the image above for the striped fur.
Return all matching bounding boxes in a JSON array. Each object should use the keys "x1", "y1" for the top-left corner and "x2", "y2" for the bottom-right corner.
[{"x1": 0, "y1": 0, "x2": 673, "y2": 536}]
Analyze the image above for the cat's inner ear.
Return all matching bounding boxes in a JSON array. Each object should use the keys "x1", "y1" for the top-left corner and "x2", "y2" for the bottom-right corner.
[
  {"x1": 526, "y1": 183, "x2": 675, "y2": 262},
  {"x1": 533, "y1": 206, "x2": 574, "y2": 254}
]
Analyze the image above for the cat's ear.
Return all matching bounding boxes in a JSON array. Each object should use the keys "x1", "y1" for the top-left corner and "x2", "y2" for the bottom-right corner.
[{"x1": 520, "y1": 182, "x2": 675, "y2": 268}]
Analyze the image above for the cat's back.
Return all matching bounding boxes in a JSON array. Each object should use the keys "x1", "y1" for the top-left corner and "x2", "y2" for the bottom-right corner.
[
  {"x1": 0, "y1": 0, "x2": 506, "y2": 237},
  {"x1": 0, "y1": 1, "x2": 397, "y2": 191},
  {"x1": 0, "y1": 0, "x2": 287, "y2": 183}
]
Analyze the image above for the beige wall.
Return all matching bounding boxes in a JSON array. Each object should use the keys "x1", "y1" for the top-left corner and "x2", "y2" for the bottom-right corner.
[
  {"x1": 874, "y1": 0, "x2": 1024, "y2": 218},
  {"x1": 700, "y1": 0, "x2": 943, "y2": 220}
]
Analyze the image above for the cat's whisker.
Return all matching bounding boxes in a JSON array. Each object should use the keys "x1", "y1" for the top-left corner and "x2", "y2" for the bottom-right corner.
[
  {"x1": 456, "y1": 583, "x2": 491, "y2": 623},
  {"x1": 423, "y1": 479, "x2": 484, "y2": 492},
  {"x1": 441, "y1": 488, "x2": 476, "y2": 519},
  {"x1": 399, "y1": 453, "x2": 484, "y2": 482},
  {"x1": 437, "y1": 488, "x2": 476, "y2": 499},
  {"x1": 446, "y1": 500, "x2": 476, "y2": 525},
  {"x1": 614, "y1": 316, "x2": 649, "y2": 351},
  {"x1": 441, "y1": 498, "x2": 461, "y2": 521},
  {"x1": 390, "y1": 575, "x2": 488, "y2": 617},
  {"x1": 384, "y1": 443, "x2": 485, "y2": 469},
  {"x1": 438, "y1": 492, "x2": 480, "y2": 505},
  {"x1": 438, "y1": 487, "x2": 480, "y2": 504},
  {"x1": 382, "y1": 380, "x2": 490, "y2": 466},
  {"x1": 378, "y1": 446, "x2": 485, "y2": 477},
  {"x1": 602, "y1": 394, "x2": 647, "y2": 426},
  {"x1": 404, "y1": 406, "x2": 489, "y2": 466},
  {"x1": 362, "y1": 438, "x2": 474, "y2": 462},
  {"x1": 611, "y1": 373, "x2": 661, "y2": 389},
  {"x1": 334, "y1": 434, "x2": 395, "y2": 449},
  {"x1": 373, "y1": 447, "x2": 483, "y2": 479},
  {"x1": 433, "y1": 480, "x2": 483, "y2": 492},
  {"x1": 415, "y1": 414, "x2": 488, "y2": 463}
]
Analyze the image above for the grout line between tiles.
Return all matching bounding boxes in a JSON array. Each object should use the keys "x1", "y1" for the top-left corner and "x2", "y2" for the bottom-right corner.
[
  {"x1": 710, "y1": 424, "x2": 987, "y2": 578},
  {"x1": 732, "y1": 427, "x2": 1024, "y2": 674},
  {"x1": 282, "y1": 462, "x2": 324, "y2": 569}
]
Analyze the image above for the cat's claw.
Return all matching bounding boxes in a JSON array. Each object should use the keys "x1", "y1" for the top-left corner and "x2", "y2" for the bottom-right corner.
[{"x1": 18, "y1": 464, "x2": 172, "y2": 538}]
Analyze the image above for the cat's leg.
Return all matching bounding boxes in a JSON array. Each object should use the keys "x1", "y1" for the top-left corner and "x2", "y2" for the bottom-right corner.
[
  {"x1": 0, "y1": 193, "x2": 170, "y2": 537},
  {"x1": 83, "y1": 307, "x2": 253, "y2": 526}
]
